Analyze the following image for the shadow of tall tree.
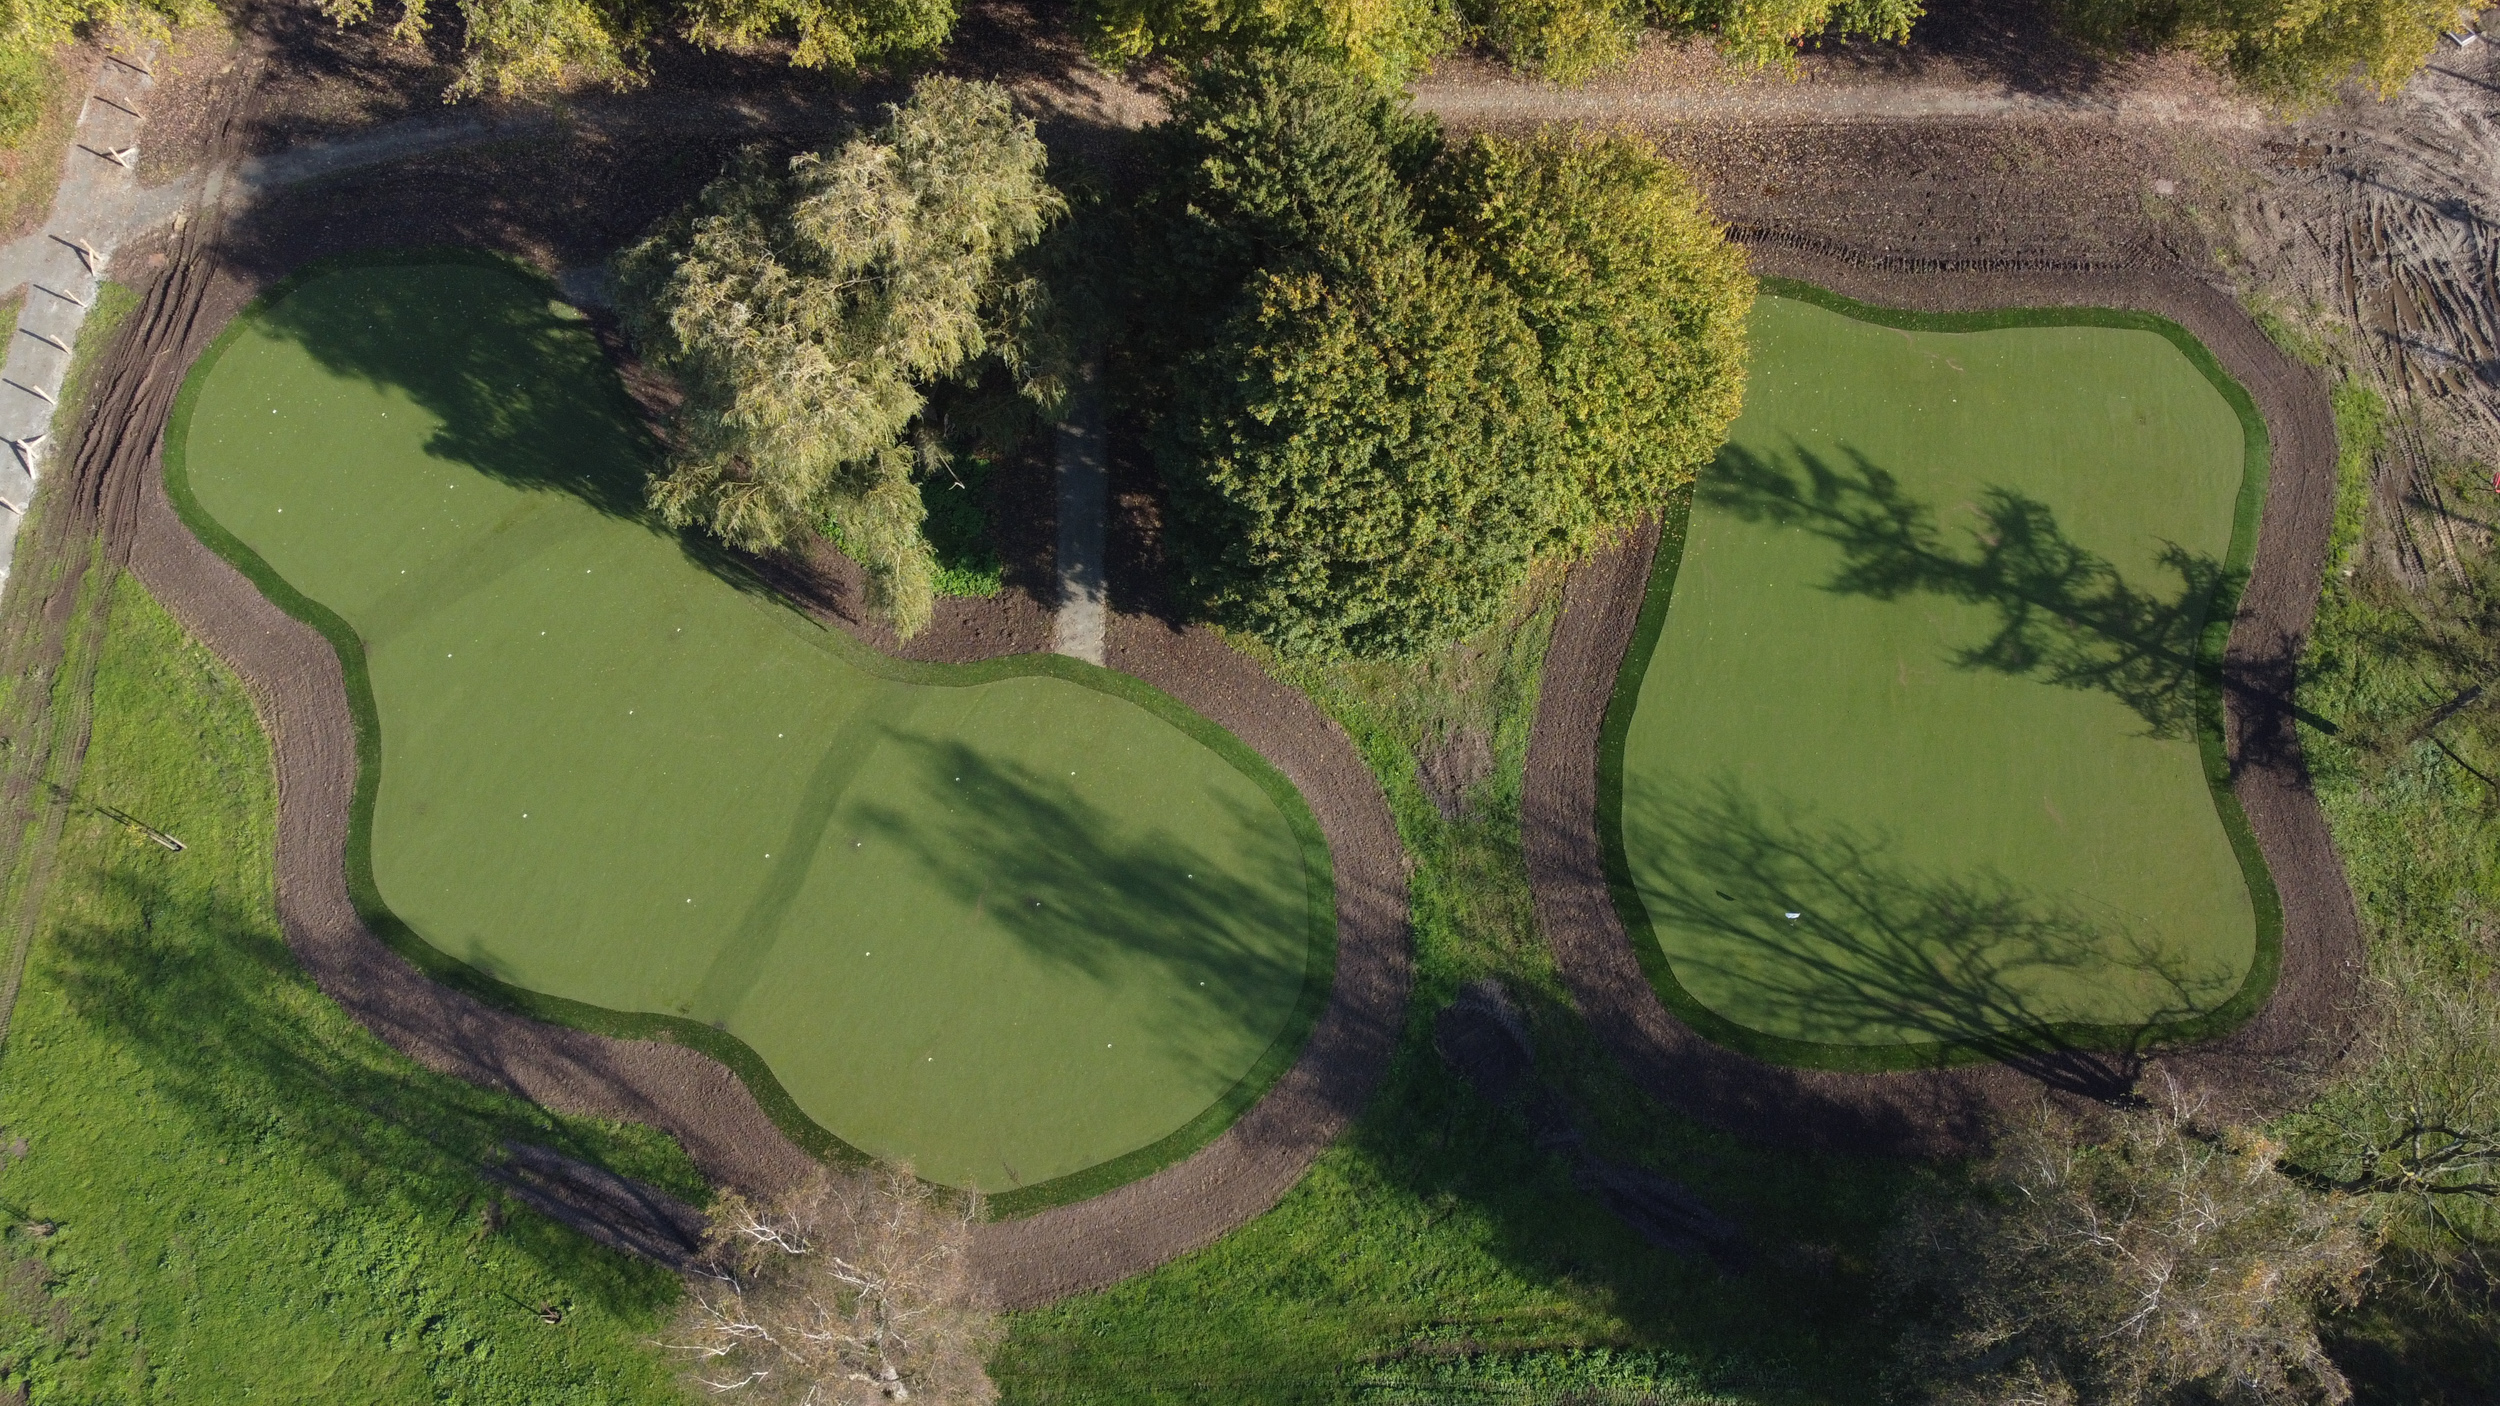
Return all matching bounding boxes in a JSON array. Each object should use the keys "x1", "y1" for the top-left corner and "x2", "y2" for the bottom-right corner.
[
  {"x1": 1630, "y1": 778, "x2": 2230, "y2": 1100},
  {"x1": 1701, "y1": 443, "x2": 2244, "y2": 741},
  {"x1": 843, "y1": 733, "x2": 1316, "y2": 1084}
]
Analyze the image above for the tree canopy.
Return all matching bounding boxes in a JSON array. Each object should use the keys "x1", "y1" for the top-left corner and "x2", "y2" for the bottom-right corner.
[
  {"x1": 1428, "y1": 129, "x2": 1752, "y2": 553},
  {"x1": 315, "y1": 0, "x2": 954, "y2": 99},
  {"x1": 1136, "y1": 49, "x2": 1751, "y2": 659},
  {"x1": 616, "y1": 76, "x2": 1060, "y2": 638},
  {"x1": 2067, "y1": 0, "x2": 2465, "y2": 102}
]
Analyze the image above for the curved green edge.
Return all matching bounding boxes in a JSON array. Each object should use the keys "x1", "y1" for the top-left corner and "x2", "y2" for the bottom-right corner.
[
  {"x1": 1593, "y1": 277, "x2": 2287, "y2": 1074},
  {"x1": 159, "y1": 248, "x2": 1338, "y2": 1218}
]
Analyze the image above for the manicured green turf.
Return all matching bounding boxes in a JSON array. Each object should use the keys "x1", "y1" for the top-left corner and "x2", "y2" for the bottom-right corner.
[
  {"x1": 167, "y1": 261, "x2": 1328, "y2": 1194},
  {"x1": 1612, "y1": 291, "x2": 2270, "y2": 1061},
  {"x1": 0, "y1": 573, "x2": 697, "y2": 1403}
]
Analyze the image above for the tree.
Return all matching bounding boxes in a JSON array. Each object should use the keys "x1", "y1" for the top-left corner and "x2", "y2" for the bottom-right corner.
[
  {"x1": 1163, "y1": 242, "x2": 1558, "y2": 660},
  {"x1": 317, "y1": 0, "x2": 954, "y2": 100},
  {"x1": 663, "y1": 1164, "x2": 997, "y2": 1404},
  {"x1": 1886, "y1": 1097, "x2": 2375, "y2": 1406},
  {"x1": 1138, "y1": 50, "x2": 1558, "y2": 659},
  {"x1": 2286, "y1": 955, "x2": 2500, "y2": 1288},
  {"x1": 1134, "y1": 45, "x2": 1437, "y2": 344},
  {"x1": 1699, "y1": 0, "x2": 1921, "y2": 71},
  {"x1": 1424, "y1": 130, "x2": 1753, "y2": 554},
  {"x1": 616, "y1": 77, "x2": 1061, "y2": 638},
  {"x1": 1079, "y1": 0, "x2": 1456, "y2": 87},
  {"x1": 2064, "y1": 0, "x2": 2467, "y2": 104}
]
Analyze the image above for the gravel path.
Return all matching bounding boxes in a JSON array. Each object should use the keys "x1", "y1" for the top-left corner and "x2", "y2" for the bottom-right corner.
[{"x1": 1525, "y1": 247, "x2": 2364, "y2": 1156}]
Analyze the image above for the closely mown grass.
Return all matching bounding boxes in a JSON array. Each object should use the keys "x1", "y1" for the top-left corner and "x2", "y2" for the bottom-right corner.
[
  {"x1": 2293, "y1": 384, "x2": 2500, "y2": 1403},
  {"x1": 992, "y1": 560, "x2": 1911, "y2": 1405},
  {"x1": 0, "y1": 574, "x2": 703, "y2": 1403}
]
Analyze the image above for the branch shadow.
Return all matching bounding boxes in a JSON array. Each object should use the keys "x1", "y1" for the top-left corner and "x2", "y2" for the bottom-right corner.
[
  {"x1": 1702, "y1": 442, "x2": 2232, "y2": 740},
  {"x1": 841, "y1": 732, "x2": 1316, "y2": 1085},
  {"x1": 1631, "y1": 777, "x2": 2229, "y2": 1100}
]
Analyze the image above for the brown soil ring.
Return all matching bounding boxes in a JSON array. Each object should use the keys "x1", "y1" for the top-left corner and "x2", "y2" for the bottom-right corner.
[
  {"x1": 118, "y1": 248, "x2": 1411, "y2": 1311},
  {"x1": 1524, "y1": 245, "x2": 2367, "y2": 1157}
]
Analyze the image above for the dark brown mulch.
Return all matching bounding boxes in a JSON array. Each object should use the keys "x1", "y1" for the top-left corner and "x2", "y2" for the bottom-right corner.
[{"x1": 1524, "y1": 248, "x2": 2367, "y2": 1159}]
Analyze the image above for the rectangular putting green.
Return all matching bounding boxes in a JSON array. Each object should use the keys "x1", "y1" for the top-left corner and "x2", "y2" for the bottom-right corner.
[
  {"x1": 167, "y1": 260, "x2": 1332, "y2": 1196},
  {"x1": 1608, "y1": 289, "x2": 2275, "y2": 1067}
]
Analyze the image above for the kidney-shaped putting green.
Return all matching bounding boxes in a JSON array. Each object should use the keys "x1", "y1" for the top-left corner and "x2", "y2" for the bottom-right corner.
[
  {"x1": 169, "y1": 261, "x2": 1328, "y2": 1193},
  {"x1": 1611, "y1": 290, "x2": 2274, "y2": 1066}
]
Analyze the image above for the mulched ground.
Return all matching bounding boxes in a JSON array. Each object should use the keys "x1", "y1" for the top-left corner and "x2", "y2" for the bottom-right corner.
[{"x1": 1524, "y1": 247, "x2": 2367, "y2": 1157}]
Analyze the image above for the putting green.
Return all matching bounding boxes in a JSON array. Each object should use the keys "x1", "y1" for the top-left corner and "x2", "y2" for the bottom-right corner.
[
  {"x1": 1608, "y1": 288, "x2": 2276, "y2": 1066},
  {"x1": 166, "y1": 260, "x2": 1330, "y2": 1194}
]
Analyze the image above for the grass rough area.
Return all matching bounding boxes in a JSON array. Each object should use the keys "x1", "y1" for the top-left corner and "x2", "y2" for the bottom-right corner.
[
  {"x1": 994, "y1": 576, "x2": 1910, "y2": 1405},
  {"x1": 0, "y1": 572, "x2": 700, "y2": 1404},
  {"x1": 2295, "y1": 388, "x2": 2500, "y2": 1403},
  {"x1": 168, "y1": 258, "x2": 1327, "y2": 1197},
  {"x1": 1610, "y1": 290, "x2": 2273, "y2": 1064}
]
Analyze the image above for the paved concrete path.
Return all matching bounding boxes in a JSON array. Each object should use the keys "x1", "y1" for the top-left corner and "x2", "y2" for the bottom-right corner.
[
  {"x1": 1051, "y1": 369, "x2": 1107, "y2": 665},
  {"x1": 0, "y1": 51, "x2": 158, "y2": 578}
]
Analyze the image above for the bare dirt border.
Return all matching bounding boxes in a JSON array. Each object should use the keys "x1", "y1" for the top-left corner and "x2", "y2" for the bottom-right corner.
[
  {"x1": 110, "y1": 243, "x2": 1409, "y2": 1310},
  {"x1": 1524, "y1": 244, "x2": 2366, "y2": 1157}
]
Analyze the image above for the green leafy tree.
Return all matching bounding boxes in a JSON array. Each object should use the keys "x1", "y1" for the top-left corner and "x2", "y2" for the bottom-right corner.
[
  {"x1": 1425, "y1": 130, "x2": 1753, "y2": 553},
  {"x1": 1140, "y1": 49, "x2": 1554, "y2": 658},
  {"x1": 1887, "y1": 1100, "x2": 2375, "y2": 1406},
  {"x1": 1164, "y1": 243, "x2": 1557, "y2": 660},
  {"x1": 318, "y1": 0, "x2": 953, "y2": 100},
  {"x1": 1698, "y1": 0, "x2": 1920, "y2": 69},
  {"x1": 617, "y1": 76, "x2": 1061, "y2": 638},
  {"x1": 2065, "y1": 0, "x2": 2466, "y2": 103},
  {"x1": 1080, "y1": 0, "x2": 1456, "y2": 87}
]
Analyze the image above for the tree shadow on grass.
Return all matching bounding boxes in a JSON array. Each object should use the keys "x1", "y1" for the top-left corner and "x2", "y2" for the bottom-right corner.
[
  {"x1": 1699, "y1": 443, "x2": 2282, "y2": 743},
  {"x1": 833, "y1": 732, "x2": 1317, "y2": 1088},
  {"x1": 1629, "y1": 777, "x2": 2230, "y2": 1100},
  {"x1": 35, "y1": 860, "x2": 688, "y2": 1319},
  {"x1": 239, "y1": 260, "x2": 776, "y2": 597}
]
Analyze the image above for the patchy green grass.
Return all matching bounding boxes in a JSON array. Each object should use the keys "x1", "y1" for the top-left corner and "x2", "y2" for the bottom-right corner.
[
  {"x1": 2293, "y1": 391, "x2": 2500, "y2": 1404},
  {"x1": 992, "y1": 570, "x2": 1911, "y2": 1405},
  {"x1": 54, "y1": 280, "x2": 136, "y2": 459},
  {"x1": 0, "y1": 573, "x2": 704, "y2": 1404},
  {"x1": 2244, "y1": 292, "x2": 2332, "y2": 369}
]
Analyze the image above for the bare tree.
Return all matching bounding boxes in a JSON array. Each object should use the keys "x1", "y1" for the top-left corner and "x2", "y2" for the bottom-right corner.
[
  {"x1": 1886, "y1": 1091, "x2": 2375, "y2": 1406},
  {"x1": 2288, "y1": 954, "x2": 2500, "y2": 1290},
  {"x1": 662, "y1": 1164, "x2": 998, "y2": 1404}
]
